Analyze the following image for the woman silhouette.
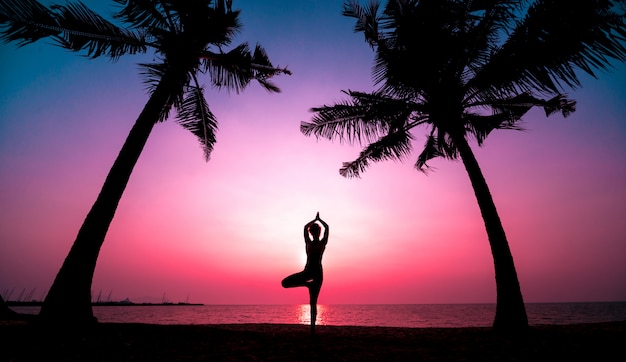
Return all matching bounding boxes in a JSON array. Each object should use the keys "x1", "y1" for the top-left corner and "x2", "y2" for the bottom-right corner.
[{"x1": 281, "y1": 212, "x2": 329, "y2": 334}]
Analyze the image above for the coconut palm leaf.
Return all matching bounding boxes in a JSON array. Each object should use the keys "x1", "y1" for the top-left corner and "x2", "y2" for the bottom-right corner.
[
  {"x1": 342, "y1": 0, "x2": 381, "y2": 49},
  {"x1": 52, "y1": 2, "x2": 146, "y2": 59},
  {"x1": 465, "y1": 93, "x2": 576, "y2": 144},
  {"x1": 139, "y1": 62, "x2": 166, "y2": 92},
  {"x1": 137, "y1": 61, "x2": 188, "y2": 122},
  {"x1": 471, "y1": 0, "x2": 626, "y2": 95},
  {"x1": 0, "y1": 0, "x2": 57, "y2": 45},
  {"x1": 200, "y1": 42, "x2": 285, "y2": 93},
  {"x1": 339, "y1": 129, "x2": 413, "y2": 178},
  {"x1": 415, "y1": 132, "x2": 445, "y2": 172},
  {"x1": 303, "y1": 101, "x2": 389, "y2": 145},
  {"x1": 460, "y1": 0, "x2": 523, "y2": 86},
  {"x1": 250, "y1": 44, "x2": 284, "y2": 93},
  {"x1": 176, "y1": 83, "x2": 218, "y2": 161},
  {"x1": 490, "y1": 93, "x2": 577, "y2": 118},
  {"x1": 113, "y1": 0, "x2": 170, "y2": 31},
  {"x1": 303, "y1": 90, "x2": 418, "y2": 145},
  {"x1": 0, "y1": 0, "x2": 146, "y2": 59}
]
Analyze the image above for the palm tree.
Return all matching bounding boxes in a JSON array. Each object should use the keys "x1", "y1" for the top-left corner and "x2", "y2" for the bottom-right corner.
[
  {"x1": 301, "y1": 0, "x2": 626, "y2": 332},
  {"x1": 0, "y1": 0, "x2": 290, "y2": 325}
]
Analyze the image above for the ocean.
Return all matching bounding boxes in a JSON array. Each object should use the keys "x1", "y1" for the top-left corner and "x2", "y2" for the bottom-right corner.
[{"x1": 10, "y1": 302, "x2": 626, "y2": 328}]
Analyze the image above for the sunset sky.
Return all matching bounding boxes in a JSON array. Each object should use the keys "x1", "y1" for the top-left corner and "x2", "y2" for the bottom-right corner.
[{"x1": 1, "y1": 0, "x2": 625, "y2": 305}]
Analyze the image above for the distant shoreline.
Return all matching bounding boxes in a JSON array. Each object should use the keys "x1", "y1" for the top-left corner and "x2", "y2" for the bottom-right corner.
[{"x1": 6, "y1": 301, "x2": 204, "y2": 307}]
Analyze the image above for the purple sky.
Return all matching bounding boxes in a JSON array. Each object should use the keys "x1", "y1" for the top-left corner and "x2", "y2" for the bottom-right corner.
[{"x1": 1, "y1": 0, "x2": 625, "y2": 305}]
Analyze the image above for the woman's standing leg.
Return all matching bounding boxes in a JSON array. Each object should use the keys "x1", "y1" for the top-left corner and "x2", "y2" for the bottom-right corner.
[{"x1": 307, "y1": 280, "x2": 322, "y2": 335}]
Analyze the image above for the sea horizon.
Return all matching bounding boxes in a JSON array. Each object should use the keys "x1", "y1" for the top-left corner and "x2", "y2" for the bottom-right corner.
[
  {"x1": 7, "y1": 300, "x2": 625, "y2": 306},
  {"x1": 10, "y1": 301, "x2": 626, "y2": 328}
]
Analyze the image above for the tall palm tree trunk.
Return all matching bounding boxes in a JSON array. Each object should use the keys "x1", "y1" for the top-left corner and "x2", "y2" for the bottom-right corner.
[
  {"x1": 39, "y1": 78, "x2": 173, "y2": 325},
  {"x1": 451, "y1": 131, "x2": 528, "y2": 332}
]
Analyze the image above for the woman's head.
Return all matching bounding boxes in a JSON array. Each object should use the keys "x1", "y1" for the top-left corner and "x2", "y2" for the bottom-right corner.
[{"x1": 308, "y1": 223, "x2": 321, "y2": 238}]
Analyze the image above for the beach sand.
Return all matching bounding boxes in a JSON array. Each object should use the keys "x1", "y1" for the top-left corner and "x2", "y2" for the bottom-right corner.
[{"x1": 1, "y1": 320, "x2": 624, "y2": 361}]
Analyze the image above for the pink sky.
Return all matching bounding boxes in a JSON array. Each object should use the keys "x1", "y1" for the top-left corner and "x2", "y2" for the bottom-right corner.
[{"x1": 1, "y1": 1, "x2": 625, "y2": 305}]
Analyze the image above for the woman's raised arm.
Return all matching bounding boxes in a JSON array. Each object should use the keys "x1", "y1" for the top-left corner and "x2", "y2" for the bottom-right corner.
[
  {"x1": 303, "y1": 218, "x2": 316, "y2": 242},
  {"x1": 316, "y1": 213, "x2": 329, "y2": 244}
]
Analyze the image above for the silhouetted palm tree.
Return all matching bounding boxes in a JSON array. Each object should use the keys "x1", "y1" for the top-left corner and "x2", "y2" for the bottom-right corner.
[
  {"x1": 0, "y1": 0, "x2": 290, "y2": 325},
  {"x1": 301, "y1": 0, "x2": 626, "y2": 332}
]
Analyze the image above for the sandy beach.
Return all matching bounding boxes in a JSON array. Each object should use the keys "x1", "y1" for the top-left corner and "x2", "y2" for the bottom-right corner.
[{"x1": 1, "y1": 320, "x2": 624, "y2": 361}]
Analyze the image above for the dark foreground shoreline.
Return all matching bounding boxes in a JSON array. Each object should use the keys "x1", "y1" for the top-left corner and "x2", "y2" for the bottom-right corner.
[{"x1": 1, "y1": 320, "x2": 624, "y2": 361}]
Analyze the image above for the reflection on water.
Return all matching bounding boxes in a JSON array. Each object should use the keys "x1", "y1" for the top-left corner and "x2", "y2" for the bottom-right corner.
[{"x1": 297, "y1": 304, "x2": 327, "y2": 326}]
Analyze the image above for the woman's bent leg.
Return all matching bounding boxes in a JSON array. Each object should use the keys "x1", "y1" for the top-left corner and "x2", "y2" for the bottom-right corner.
[{"x1": 281, "y1": 271, "x2": 310, "y2": 288}]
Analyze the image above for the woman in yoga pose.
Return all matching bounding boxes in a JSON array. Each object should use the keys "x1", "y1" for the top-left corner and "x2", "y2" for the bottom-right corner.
[{"x1": 281, "y1": 212, "x2": 329, "y2": 334}]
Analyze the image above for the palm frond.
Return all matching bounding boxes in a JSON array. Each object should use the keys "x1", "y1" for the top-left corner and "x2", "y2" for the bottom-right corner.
[
  {"x1": 250, "y1": 44, "x2": 283, "y2": 93},
  {"x1": 542, "y1": 94, "x2": 577, "y2": 117},
  {"x1": 302, "y1": 102, "x2": 387, "y2": 145},
  {"x1": 113, "y1": 0, "x2": 170, "y2": 32},
  {"x1": 371, "y1": 0, "x2": 468, "y2": 95},
  {"x1": 414, "y1": 129, "x2": 458, "y2": 172},
  {"x1": 465, "y1": 92, "x2": 577, "y2": 144},
  {"x1": 339, "y1": 129, "x2": 413, "y2": 178},
  {"x1": 348, "y1": 89, "x2": 419, "y2": 130},
  {"x1": 415, "y1": 133, "x2": 443, "y2": 173},
  {"x1": 343, "y1": 0, "x2": 381, "y2": 48},
  {"x1": 139, "y1": 62, "x2": 166, "y2": 93},
  {"x1": 176, "y1": 84, "x2": 218, "y2": 161},
  {"x1": 461, "y1": 0, "x2": 524, "y2": 85},
  {"x1": 466, "y1": 0, "x2": 523, "y2": 34},
  {"x1": 0, "y1": 0, "x2": 58, "y2": 45},
  {"x1": 303, "y1": 90, "x2": 415, "y2": 145},
  {"x1": 138, "y1": 61, "x2": 188, "y2": 122},
  {"x1": 53, "y1": 2, "x2": 146, "y2": 59},
  {"x1": 199, "y1": 3, "x2": 242, "y2": 47},
  {"x1": 471, "y1": 0, "x2": 626, "y2": 95},
  {"x1": 150, "y1": 0, "x2": 242, "y2": 48},
  {"x1": 490, "y1": 92, "x2": 577, "y2": 118},
  {"x1": 464, "y1": 112, "x2": 525, "y2": 146},
  {"x1": 201, "y1": 43, "x2": 251, "y2": 93},
  {"x1": 0, "y1": 0, "x2": 146, "y2": 59},
  {"x1": 200, "y1": 42, "x2": 288, "y2": 94}
]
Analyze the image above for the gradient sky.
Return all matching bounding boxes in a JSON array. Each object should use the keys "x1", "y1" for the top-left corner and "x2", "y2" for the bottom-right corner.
[{"x1": 1, "y1": 1, "x2": 625, "y2": 305}]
